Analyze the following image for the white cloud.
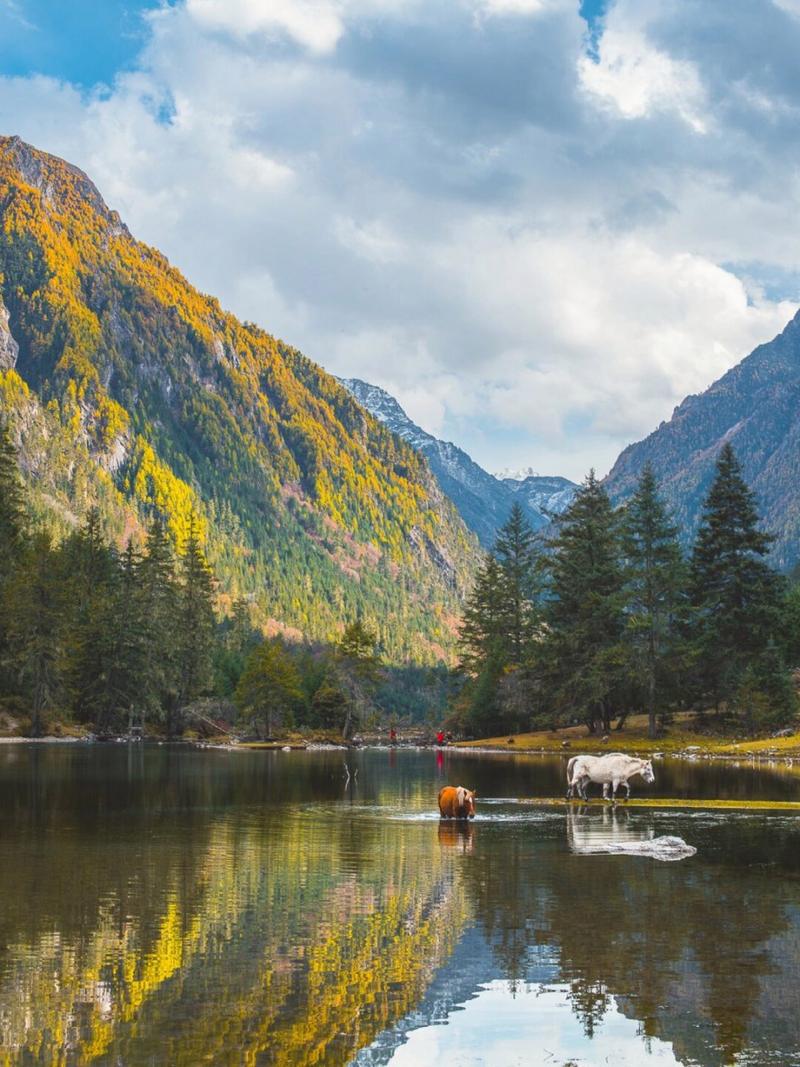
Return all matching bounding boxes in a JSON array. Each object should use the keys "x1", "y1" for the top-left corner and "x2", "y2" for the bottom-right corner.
[
  {"x1": 474, "y1": 0, "x2": 567, "y2": 16},
  {"x1": 186, "y1": 0, "x2": 345, "y2": 53},
  {"x1": 579, "y1": 27, "x2": 708, "y2": 132},
  {"x1": 3, "y1": 0, "x2": 800, "y2": 481},
  {"x1": 232, "y1": 148, "x2": 294, "y2": 188},
  {"x1": 773, "y1": 0, "x2": 800, "y2": 17}
]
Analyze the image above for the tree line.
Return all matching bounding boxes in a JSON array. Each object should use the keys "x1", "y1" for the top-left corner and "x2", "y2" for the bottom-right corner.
[
  {"x1": 0, "y1": 420, "x2": 409, "y2": 738},
  {"x1": 454, "y1": 443, "x2": 798, "y2": 739}
]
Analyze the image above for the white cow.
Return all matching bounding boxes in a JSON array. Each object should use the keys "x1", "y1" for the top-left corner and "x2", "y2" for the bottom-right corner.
[{"x1": 566, "y1": 753, "x2": 655, "y2": 801}]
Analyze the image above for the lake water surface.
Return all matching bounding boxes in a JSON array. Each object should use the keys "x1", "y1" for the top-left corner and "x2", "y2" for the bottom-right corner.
[{"x1": 1, "y1": 744, "x2": 800, "y2": 1066}]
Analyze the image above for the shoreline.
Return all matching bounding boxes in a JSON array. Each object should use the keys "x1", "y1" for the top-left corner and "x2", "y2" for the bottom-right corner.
[{"x1": 3, "y1": 734, "x2": 800, "y2": 766}]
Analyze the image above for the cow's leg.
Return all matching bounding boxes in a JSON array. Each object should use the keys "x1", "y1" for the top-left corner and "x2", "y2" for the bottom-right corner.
[
  {"x1": 581, "y1": 777, "x2": 590, "y2": 800},
  {"x1": 602, "y1": 782, "x2": 610, "y2": 801},
  {"x1": 624, "y1": 780, "x2": 631, "y2": 800}
]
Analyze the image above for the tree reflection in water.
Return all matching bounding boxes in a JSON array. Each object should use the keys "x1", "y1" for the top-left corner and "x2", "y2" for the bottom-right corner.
[{"x1": 0, "y1": 746, "x2": 798, "y2": 1066}]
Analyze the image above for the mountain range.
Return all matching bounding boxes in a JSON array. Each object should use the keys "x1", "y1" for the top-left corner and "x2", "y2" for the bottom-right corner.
[
  {"x1": 0, "y1": 136, "x2": 480, "y2": 664},
  {"x1": 606, "y1": 309, "x2": 800, "y2": 569},
  {"x1": 4, "y1": 133, "x2": 800, "y2": 671},
  {"x1": 339, "y1": 378, "x2": 576, "y2": 547}
]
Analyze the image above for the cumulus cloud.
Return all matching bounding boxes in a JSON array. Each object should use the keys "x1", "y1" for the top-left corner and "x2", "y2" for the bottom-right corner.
[
  {"x1": 186, "y1": 0, "x2": 345, "y2": 53},
  {"x1": 579, "y1": 27, "x2": 708, "y2": 132},
  {"x1": 2, "y1": 0, "x2": 800, "y2": 479}
]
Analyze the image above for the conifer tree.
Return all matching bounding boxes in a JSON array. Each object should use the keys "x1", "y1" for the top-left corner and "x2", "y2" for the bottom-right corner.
[
  {"x1": 545, "y1": 471, "x2": 626, "y2": 734},
  {"x1": 458, "y1": 555, "x2": 506, "y2": 675},
  {"x1": 137, "y1": 516, "x2": 179, "y2": 732},
  {"x1": 622, "y1": 464, "x2": 686, "y2": 738},
  {"x1": 336, "y1": 619, "x2": 382, "y2": 738},
  {"x1": 6, "y1": 531, "x2": 63, "y2": 735},
  {"x1": 61, "y1": 508, "x2": 118, "y2": 724},
  {"x1": 176, "y1": 513, "x2": 215, "y2": 710},
  {"x1": 733, "y1": 641, "x2": 798, "y2": 732},
  {"x1": 0, "y1": 420, "x2": 27, "y2": 693},
  {"x1": 98, "y1": 540, "x2": 149, "y2": 734},
  {"x1": 0, "y1": 419, "x2": 26, "y2": 573},
  {"x1": 690, "y1": 444, "x2": 780, "y2": 707},
  {"x1": 494, "y1": 503, "x2": 541, "y2": 667}
]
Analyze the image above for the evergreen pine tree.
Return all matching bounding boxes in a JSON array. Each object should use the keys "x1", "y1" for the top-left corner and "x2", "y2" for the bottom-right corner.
[
  {"x1": 458, "y1": 555, "x2": 506, "y2": 675},
  {"x1": 336, "y1": 619, "x2": 382, "y2": 738},
  {"x1": 690, "y1": 444, "x2": 780, "y2": 708},
  {"x1": 6, "y1": 531, "x2": 63, "y2": 735},
  {"x1": 0, "y1": 420, "x2": 27, "y2": 694},
  {"x1": 622, "y1": 464, "x2": 686, "y2": 738},
  {"x1": 0, "y1": 419, "x2": 26, "y2": 573},
  {"x1": 137, "y1": 517, "x2": 179, "y2": 732},
  {"x1": 61, "y1": 508, "x2": 118, "y2": 725},
  {"x1": 494, "y1": 502, "x2": 542, "y2": 667},
  {"x1": 733, "y1": 641, "x2": 798, "y2": 733},
  {"x1": 105, "y1": 540, "x2": 150, "y2": 733},
  {"x1": 545, "y1": 471, "x2": 626, "y2": 734},
  {"x1": 176, "y1": 513, "x2": 215, "y2": 711}
]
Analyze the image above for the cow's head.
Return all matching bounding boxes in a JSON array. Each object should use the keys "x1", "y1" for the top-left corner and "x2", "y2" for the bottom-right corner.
[
  {"x1": 641, "y1": 760, "x2": 655, "y2": 784},
  {"x1": 456, "y1": 786, "x2": 477, "y2": 818}
]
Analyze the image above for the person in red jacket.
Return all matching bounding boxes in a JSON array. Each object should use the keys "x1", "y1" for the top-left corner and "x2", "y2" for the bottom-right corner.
[{"x1": 436, "y1": 730, "x2": 445, "y2": 746}]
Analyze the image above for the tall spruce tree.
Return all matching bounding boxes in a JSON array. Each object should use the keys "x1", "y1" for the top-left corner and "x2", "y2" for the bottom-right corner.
[
  {"x1": 336, "y1": 619, "x2": 382, "y2": 739},
  {"x1": 176, "y1": 514, "x2": 215, "y2": 711},
  {"x1": 6, "y1": 531, "x2": 63, "y2": 735},
  {"x1": 457, "y1": 554, "x2": 508, "y2": 736},
  {"x1": 546, "y1": 471, "x2": 626, "y2": 734},
  {"x1": 622, "y1": 465, "x2": 686, "y2": 738},
  {"x1": 494, "y1": 503, "x2": 541, "y2": 667},
  {"x1": 0, "y1": 420, "x2": 25, "y2": 573},
  {"x1": 61, "y1": 508, "x2": 118, "y2": 724},
  {"x1": 690, "y1": 444, "x2": 780, "y2": 708},
  {"x1": 0, "y1": 420, "x2": 27, "y2": 693},
  {"x1": 458, "y1": 554, "x2": 507, "y2": 675},
  {"x1": 137, "y1": 517, "x2": 179, "y2": 732},
  {"x1": 106, "y1": 541, "x2": 151, "y2": 733}
]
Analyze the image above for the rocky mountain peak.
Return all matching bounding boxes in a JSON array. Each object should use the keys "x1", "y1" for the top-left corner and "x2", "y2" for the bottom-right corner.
[{"x1": 0, "y1": 136, "x2": 121, "y2": 227}]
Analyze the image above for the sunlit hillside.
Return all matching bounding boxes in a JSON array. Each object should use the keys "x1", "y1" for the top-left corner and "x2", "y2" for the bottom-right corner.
[{"x1": 0, "y1": 136, "x2": 480, "y2": 663}]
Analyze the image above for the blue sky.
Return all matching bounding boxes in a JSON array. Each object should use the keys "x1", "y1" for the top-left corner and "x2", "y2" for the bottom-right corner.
[
  {"x1": 0, "y1": 1, "x2": 162, "y2": 84},
  {"x1": 2, "y1": 0, "x2": 800, "y2": 480}
]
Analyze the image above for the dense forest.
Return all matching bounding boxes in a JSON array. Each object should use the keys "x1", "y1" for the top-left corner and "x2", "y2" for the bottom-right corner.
[
  {"x1": 454, "y1": 443, "x2": 800, "y2": 740},
  {"x1": 3, "y1": 409, "x2": 800, "y2": 741},
  {"x1": 0, "y1": 420, "x2": 454, "y2": 738}
]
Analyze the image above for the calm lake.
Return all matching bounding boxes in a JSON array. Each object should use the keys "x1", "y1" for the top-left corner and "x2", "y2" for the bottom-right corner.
[{"x1": 2, "y1": 745, "x2": 800, "y2": 1066}]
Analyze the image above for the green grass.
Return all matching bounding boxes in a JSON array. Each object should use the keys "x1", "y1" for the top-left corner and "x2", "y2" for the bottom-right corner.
[
  {"x1": 461, "y1": 713, "x2": 800, "y2": 759},
  {"x1": 522, "y1": 797, "x2": 800, "y2": 811}
]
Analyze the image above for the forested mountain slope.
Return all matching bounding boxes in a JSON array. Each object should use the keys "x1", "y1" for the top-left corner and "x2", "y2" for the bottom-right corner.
[
  {"x1": 605, "y1": 310, "x2": 800, "y2": 569},
  {"x1": 0, "y1": 136, "x2": 479, "y2": 662}
]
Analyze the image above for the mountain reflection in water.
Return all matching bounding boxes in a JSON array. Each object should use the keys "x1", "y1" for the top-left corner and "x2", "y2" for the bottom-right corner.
[{"x1": 0, "y1": 745, "x2": 799, "y2": 1066}]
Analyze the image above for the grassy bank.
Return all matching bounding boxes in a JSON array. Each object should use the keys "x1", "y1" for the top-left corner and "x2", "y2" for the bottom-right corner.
[
  {"x1": 526, "y1": 796, "x2": 800, "y2": 811},
  {"x1": 458, "y1": 712, "x2": 800, "y2": 759}
]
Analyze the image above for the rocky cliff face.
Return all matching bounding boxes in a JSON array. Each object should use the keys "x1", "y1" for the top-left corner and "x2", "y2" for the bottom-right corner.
[
  {"x1": 0, "y1": 136, "x2": 480, "y2": 662},
  {"x1": 605, "y1": 309, "x2": 800, "y2": 569},
  {"x1": 339, "y1": 378, "x2": 575, "y2": 546},
  {"x1": 0, "y1": 298, "x2": 18, "y2": 370}
]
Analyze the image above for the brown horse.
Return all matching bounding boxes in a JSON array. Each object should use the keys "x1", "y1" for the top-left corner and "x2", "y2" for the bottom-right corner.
[{"x1": 438, "y1": 785, "x2": 476, "y2": 820}]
